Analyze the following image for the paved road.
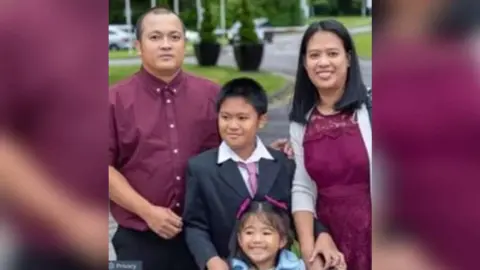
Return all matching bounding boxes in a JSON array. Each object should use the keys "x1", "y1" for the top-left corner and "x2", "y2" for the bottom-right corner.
[{"x1": 109, "y1": 26, "x2": 372, "y2": 260}]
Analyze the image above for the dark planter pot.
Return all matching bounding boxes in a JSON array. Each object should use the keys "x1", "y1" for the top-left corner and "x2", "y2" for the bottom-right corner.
[
  {"x1": 233, "y1": 43, "x2": 264, "y2": 71},
  {"x1": 194, "y1": 42, "x2": 221, "y2": 66},
  {"x1": 264, "y1": 31, "x2": 274, "y2": 43}
]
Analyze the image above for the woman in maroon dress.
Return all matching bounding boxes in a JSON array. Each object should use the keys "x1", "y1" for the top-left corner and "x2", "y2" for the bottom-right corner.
[{"x1": 289, "y1": 20, "x2": 372, "y2": 270}]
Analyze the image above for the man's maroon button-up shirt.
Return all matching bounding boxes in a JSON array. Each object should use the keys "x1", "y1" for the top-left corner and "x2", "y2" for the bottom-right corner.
[{"x1": 109, "y1": 67, "x2": 221, "y2": 230}]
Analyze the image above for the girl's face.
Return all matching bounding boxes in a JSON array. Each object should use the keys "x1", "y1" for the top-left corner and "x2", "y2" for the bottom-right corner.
[{"x1": 237, "y1": 214, "x2": 287, "y2": 270}]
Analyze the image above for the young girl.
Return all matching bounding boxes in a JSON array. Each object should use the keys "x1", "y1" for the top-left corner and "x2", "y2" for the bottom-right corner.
[{"x1": 228, "y1": 197, "x2": 306, "y2": 270}]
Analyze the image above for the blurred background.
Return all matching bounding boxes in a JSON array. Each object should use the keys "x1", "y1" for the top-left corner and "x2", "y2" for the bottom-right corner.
[{"x1": 108, "y1": 0, "x2": 372, "y2": 90}]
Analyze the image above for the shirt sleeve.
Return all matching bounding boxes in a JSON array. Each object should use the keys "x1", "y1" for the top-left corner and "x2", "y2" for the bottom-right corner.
[
  {"x1": 183, "y1": 161, "x2": 218, "y2": 269},
  {"x1": 200, "y1": 84, "x2": 221, "y2": 151},
  {"x1": 290, "y1": 122, "x2": 317, "y2": 214}
]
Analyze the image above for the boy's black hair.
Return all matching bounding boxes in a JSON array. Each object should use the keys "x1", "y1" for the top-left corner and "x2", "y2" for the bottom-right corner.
[
  {"x1": 228, "y1": 200, "x2": 295, "y2": 269},
  {"x1": 216, "y1": 77, "x2": 268, "y2": 116}
]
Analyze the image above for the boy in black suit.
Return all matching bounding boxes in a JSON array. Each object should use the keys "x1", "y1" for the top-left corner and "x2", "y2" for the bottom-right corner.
[{"x1": 183, "y1": 78, "x2": 331, "y2": 270}]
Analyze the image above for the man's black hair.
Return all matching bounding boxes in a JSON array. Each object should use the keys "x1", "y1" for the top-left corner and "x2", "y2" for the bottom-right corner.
[{"x1": 135, "y1": 6, "x2": 186, "y2": 41}]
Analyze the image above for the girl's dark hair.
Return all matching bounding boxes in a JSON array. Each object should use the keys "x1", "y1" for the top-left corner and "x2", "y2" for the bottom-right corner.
[
  {"x1": 228, "y1": 200, "x2": 294, "y2": 269},
  {"x1": 288, "y1": 19, "x2": 368, "y2": 125}
]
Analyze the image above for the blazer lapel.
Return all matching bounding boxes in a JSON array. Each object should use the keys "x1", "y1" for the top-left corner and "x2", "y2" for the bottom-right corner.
[
  {"x1": 218, "y1": 159, "x2": 250, "y2": 198},
  {"x1": 256, "y1": 156, "x2": 280, "y2": 198}
]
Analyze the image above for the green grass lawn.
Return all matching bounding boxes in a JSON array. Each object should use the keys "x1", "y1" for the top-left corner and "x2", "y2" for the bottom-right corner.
[
  {"x1": 352, "y1": 32, "x2": 371, "y2": 59},
  {"x1": 109, "y1": 50, "x2": 139, "y2": 59},
  {"x1": 307, "y1": 16, "x2": 372, "y2": 28},
  {"x1": 109, "y1": 64, "x2": 286, "y2": 93}
]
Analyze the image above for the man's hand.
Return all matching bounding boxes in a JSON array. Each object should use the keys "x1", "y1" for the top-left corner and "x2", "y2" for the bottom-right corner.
[
  {"x1": 206, "y1": 256, "x2": 229, "y2": 270},
  {"x1": 309, "y1": 233, "x2": 346, "y2": 269},
  {"x1": 141, "y1": 205, "x2": 182, "y2": 239},
  {"x1": 270, "y1": 138, "x2": 294, "y2": 159}
]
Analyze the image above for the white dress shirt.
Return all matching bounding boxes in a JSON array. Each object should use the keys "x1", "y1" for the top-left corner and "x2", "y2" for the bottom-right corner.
[{"x1": 217, "y1": 137, "x2": 274, "y2": 197}]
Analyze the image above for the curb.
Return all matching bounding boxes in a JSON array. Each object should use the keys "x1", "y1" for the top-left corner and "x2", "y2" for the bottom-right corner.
[
  {"x1": 201, "y1": 64, "x2": 294, "y2": 105},
  {"x1": 267, "y1": 71, "x2": 295, "y2": 102}
]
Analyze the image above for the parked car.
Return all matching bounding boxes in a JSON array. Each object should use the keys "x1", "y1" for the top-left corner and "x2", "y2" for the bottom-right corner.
[
  {"x1": 110, "y1": 24, "x2": 136, "y2": 40},
  {"x1": 109, "y1": 26, "x2": 133, "y2": 50},
  {"x1": 227, "y1": 17, "x2": 274, "y2": 44},
  {"x1": 185, "y1": 30, "x2": 200, "y2": 43},
  {"x1": 110, "y1": 24, "x2": 135, "y2": 34}
]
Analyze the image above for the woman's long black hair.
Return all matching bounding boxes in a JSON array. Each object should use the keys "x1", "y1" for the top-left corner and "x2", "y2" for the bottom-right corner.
[{"x1": 288, "y1": 19, "x2": 368, "y2": 125}]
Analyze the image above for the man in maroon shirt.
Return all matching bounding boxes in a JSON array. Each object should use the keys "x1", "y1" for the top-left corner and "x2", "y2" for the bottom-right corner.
[{"x1": 109, "y1": 7, "x2": 290, "y2": 270}]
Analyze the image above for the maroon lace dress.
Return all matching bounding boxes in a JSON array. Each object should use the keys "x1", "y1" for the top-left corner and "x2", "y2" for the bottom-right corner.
[{"x1": 303, "y1": 109, "x2": 371, "y2": 270}]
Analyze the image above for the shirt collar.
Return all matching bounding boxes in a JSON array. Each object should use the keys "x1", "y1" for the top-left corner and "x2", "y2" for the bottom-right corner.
[
  {"x1": 230, "y1": 250, "x2": 302, "y2": 270},
  {"x1": 276, "y1": 249, "x2": 304, "y2": 269},
  {"x1": 217, "y1": 137, "x2": 274, "y2": 164},
  {"x1": 138, "y1": 66, "x2": 185, "y2": 96}
]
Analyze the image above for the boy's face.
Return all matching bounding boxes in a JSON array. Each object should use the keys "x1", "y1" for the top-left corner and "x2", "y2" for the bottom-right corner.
[
  {"x1": 237, "y1": 215, "x2": 286, "y2": 269},
  {"x1": 218, "y1": 97, "x2": 267, "y2": 151}
]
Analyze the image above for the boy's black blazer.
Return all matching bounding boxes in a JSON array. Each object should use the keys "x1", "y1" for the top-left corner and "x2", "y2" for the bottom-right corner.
[{"x1": 182, "y1": 147, "x2": 326, "y2": 269}]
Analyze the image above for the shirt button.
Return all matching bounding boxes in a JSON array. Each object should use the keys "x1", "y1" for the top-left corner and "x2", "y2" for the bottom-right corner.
[
  {"x1": 173, "y1": 149, "x2": 178, "y2": 154},
  {"x1": 173, "y1": 88, "x2": 177, "y2": 93},
  {"x1": 176, "y1": 176, "x2": 181, "y2": 181},
  {"x1": 169, "y1": 124, "x2": 175, "y2": 128},
  {"x1": 156, "y1": 88, "x2": 160, "y2": 93},
  {"x1": 166, "y1": 99, "x2": 171, "y2": 103},
  {"x1": 176, "y1": 203, "x2": 180, "y2": 207}
]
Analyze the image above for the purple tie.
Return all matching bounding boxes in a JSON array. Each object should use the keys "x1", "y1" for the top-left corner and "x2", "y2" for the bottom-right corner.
[{"x1": 238, "y1": 162, "x2": 257, "y2": 196}]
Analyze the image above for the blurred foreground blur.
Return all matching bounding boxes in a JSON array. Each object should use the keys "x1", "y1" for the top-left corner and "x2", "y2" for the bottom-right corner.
[
  {"x1": 0, "y1": 1, "x2": 109, "y2": 270},
  {"x1": 373, "y1": 0, "x2": 480, "y2": 269}
]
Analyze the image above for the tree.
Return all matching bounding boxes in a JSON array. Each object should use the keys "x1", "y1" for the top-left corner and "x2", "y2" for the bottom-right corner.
[
  {"x1": 199, "y1": 0, "x2": 217, "y2": 43},
  {"x1": 108, "y1": 0, "x2": 306, "y2": 27},
  {"x1": 237, "y1": 0, "x2": 259, "y2": 44},
  {"x1": 153, "y1": 0, "x2": 171, "y2": 8}
]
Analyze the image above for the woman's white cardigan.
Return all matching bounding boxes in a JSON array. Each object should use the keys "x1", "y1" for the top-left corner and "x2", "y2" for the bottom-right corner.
[{"x1": 290, "y1": 104, "x2": 373, "y2": 216}]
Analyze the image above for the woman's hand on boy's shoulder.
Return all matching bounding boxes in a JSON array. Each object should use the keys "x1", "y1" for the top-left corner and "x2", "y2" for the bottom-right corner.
[{"x1": 269, "y1": 138, "x2": 294, "y2": 159}]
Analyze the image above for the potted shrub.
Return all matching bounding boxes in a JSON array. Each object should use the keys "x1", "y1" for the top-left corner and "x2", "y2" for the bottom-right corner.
[
  {"x1": 193, "y1": 0, "x2": 221, "y2": 66},
  {"x1": 233, "y1": 0, "x2": 264, "y2": 71}
]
